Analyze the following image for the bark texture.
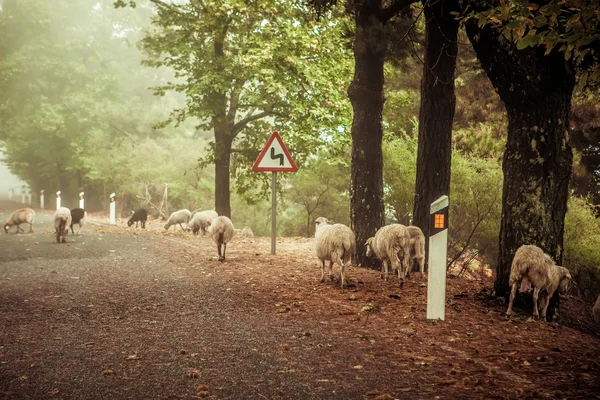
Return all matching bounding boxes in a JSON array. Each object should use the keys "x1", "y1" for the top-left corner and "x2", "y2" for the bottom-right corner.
[
  {"x1": 349, "y1": 4, "x2": 387, "y2": 268},
  {"x1": 466, "y1": 17, "x2": 575, "y2": 320},
  {"x1": 412, "y1": 0, "x2": 459, "y2": 267}
]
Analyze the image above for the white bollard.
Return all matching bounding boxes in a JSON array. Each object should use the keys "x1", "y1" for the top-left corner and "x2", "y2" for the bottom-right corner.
[
  {"x1": 79, "y1": 192, "x2": 85, "y2": 209},
  {"x1": 426, "y1": 195, "x2": 449, "y2": 321},
  {"x1": 109, "y1": 193, "x2": 116, "y2": 225},
  {"x1": 40, "y1": 190, "x2": 45, "y2": 209},
  {"x1": 56, "y1": 191, "x2": 61, "y2": 210}
]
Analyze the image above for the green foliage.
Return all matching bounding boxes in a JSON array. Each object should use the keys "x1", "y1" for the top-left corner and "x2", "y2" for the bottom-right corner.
[
  {"x1": 383, "y1": 135, "x2": 503, "y2": 268},
  {"x1": 462, "y1": 0, "x2": 600, "y2": 90},
  {"x1": 134, "y1": 0, "x2": 354, "y2": 204},
  {"x1": 563, "y1": 195, "x2": 600, "y2": 301}
]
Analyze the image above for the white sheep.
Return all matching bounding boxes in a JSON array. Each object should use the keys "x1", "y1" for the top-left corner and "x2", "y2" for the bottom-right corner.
[
  {"x1": 210, "y1": 216, "x2": 235, "y2": 262},
  {"x1": 240, "y1": 226, "x2": 254, "y2": 238},
  {"x1": 54, "y1": 207, "x2": 72, "y2": 243},
  {"x1": 314, "y1": 217, "x2": 356, "y2": 288},
  {"x1": 365, "y1": 224, "x2": 411, "y2": 286},
  {"x1": 3, "y1": 208, "x2": 35, "y2": 234},
  {"x1": 189, "y1": 210, "x2": 218, "y2": 235},
  {"x1": 506, "y1": 244, "x2": 572, "y2": 321},
  {"x1": 593, "y1": 295, "x2": 600, "y2": 324},
  {"x1": 164, "y1": 209, "x2": 192, "y2": 231},
  {"x1": 406, "y1": 225, "x2": 425, "y2": 278}
]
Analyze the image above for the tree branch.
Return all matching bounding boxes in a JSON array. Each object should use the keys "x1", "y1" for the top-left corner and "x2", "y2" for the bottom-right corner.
[
  {"x1": 377, "y1": 0, "x2": 419, "y2": 22},
  {"x1": 227, "y1": 79, "x2": 246, "y2": 125},
  {"x1": 232, "y1": 111, "x2": 273, "y2": 135}
]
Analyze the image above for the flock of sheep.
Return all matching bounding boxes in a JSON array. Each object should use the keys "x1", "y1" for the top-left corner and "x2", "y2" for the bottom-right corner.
[{"x1": 3, "y1": 206, "x2": 600, "y2": 323}]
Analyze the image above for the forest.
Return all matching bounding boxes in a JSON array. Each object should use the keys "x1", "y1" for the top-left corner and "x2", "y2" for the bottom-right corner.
[{"x1": 1, "y1": 0, "x2": 599, "y2": 311}]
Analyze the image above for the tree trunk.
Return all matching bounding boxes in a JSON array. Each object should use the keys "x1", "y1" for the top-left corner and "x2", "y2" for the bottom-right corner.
[
  {"x1": 214, "y1": 128, "x2": 233, "y2": 218},
  {"x1": 466, "y1": 19, "x2": 575, "y2": 320},
  {"x1": 349, "y1": 6, "x2": 386, "y2": 269},
  {"x1": 412, "y1": 0, "x2": 459, "y2": 269}
]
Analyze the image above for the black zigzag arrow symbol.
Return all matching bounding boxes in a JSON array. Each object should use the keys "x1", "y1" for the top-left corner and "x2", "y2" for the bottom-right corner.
[{"x1": 270, "y1": 147, "x2": 284, "y2": 166}]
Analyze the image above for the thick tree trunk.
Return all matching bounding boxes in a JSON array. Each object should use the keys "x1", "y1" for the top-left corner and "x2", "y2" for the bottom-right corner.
[
  {"x1": 349, "y1": 8, "x2": 386, "y2": 269},
  {"x1": 466, "y1": 20, "x2": 575, "y2": 320},
  {"x1": 412, "y1": 0, "x2": 459, "y2": 269},
  {"x1": 214, "y1": 128, "x2": 233, "y2": 218}
]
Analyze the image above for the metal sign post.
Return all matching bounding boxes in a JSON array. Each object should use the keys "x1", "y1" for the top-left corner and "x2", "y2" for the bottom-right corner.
[
  {"x1": 427, "y1": 195, "x2": 449, "y2": 321},
  {"x1": 109, "y1": 193, "x2": 116, "y2": 225},
  {"x1": 56, "y1": 191, "x2": 61, "y2": 210},
  {"x1": 252, "y1": 132, "x2": 298, "y2": 255},
  {"x1": 79, "y1": 192, "x2": 85, "y2": 209}
]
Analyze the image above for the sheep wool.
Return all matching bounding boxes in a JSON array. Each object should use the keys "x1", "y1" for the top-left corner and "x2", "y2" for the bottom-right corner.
[
  {"x1": 54, "y1": 207, "x2": 72, "y2": 243},
  {"x1": 314, "y1": 217, "x2": 356, "y2": 289},
  {"x1": 406, "y1": 225, "x2": 426, "y2": 278},
  {"x1": 189, "y1": 210, "x2": 218, "y2": 235},
  {"x1": 210, "y1": 216, "x2": 235, "y2": 262},
  {"x1": 164, "y1": 209, "x2": 192, "y2": 231},
  {"x1": 506, "y1": 244, "x2": 572, "y2": 321},
  {"x1": 365, "y1": 224, "x2": 411, "y2": 286},
  {"x1": 4, "y1": 208, "x2": 35, "y2": 234}
]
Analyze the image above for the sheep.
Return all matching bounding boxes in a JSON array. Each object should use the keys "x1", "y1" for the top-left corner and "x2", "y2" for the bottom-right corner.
[
  {"x1": 314, "y1": 217, "x2": 356, "y2": 289},
  {"x1": 70, "y1": 208, "x2": 86, "y2": 235},
  {"x1": 210, "y1": 216, "x2": 235, "y2": 262},
  {"x1": 3, "y1": 208, "x2": 35, "y2": 234},
  {"x1": 189, "y1": 210, "x2": 218, "y2": 235},
  {"x1": 128, "y1": 208, "x2": 148, "y2": 228},
  {"x1": 593, "y1": 295, "x2": 600, "y2": 325},
  {"x1": 506, "y1": 244, "x2": 572, "y2": 321},
  {"x1": 54, "y1": 207, "x2": 72, "y2": 243},
  {"x1": 406, "y1": 225, "x2": 425, "y2": 278},
  {"x1": 164, "y1": 209, "x2": 192, "y2": 231},
  {"x1": 365, "y1": 224, "x2": 411, "y2": 286},
  {"x1": 240, "y1": 226, "x2": 254, "y2": 238}
]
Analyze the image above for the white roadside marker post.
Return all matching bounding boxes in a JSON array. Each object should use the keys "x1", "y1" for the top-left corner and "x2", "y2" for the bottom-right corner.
[
  {"x1": 56, "y1": 191, "x2": 61, "y2": 210},
  {"x1": 40, "y1": 190, "x2": 45, "y2": 209},
  {"x1": 21, "y1": 185, "x2": 26, "y2": 204},
  {"x1": 427, "y1": 195, "x2": 449, "y2": 321},
  {"x1": 109, "y1": 193, "x2": 116, "y2": 225},
  {"x1": 27, "y1": 188, "x2": 31, "y2": 205},
  {"x1": 79, "y1": 192, "x2": 85, "y2": 209}
]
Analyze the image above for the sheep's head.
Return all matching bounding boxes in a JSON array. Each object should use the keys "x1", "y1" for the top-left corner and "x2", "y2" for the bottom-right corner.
[
  {"x1": 315, "y1": 217, "x2": 329, "y2": 230},
  {"x1": 163, "y1": 223, "x2": 170, "y2": 230},
  {"x1": 365, "y1": 238, "x2": 374, "y2": 257},
  {"x1": 127, "y1": 219, "x2": 134, "y2": 227},
  {"x1": 3, "y1": 224, "x2": 10, "y2": 233},
  {"x1": 558, "y1": 266, "x2": 572, "y2": 294}
]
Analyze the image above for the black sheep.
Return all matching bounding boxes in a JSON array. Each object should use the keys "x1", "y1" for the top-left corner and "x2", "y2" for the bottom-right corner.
[
  {"x1": 70, "y1": 208, "x2": 86, "y2": 234},
  {"x1": 128, "y1": 208, "x2": 148, "y2": 228}
]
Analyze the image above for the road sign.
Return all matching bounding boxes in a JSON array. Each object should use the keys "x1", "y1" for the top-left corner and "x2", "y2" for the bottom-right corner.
[{"x1": 252, "y1": 131, "x2": 298, "y2": 172}]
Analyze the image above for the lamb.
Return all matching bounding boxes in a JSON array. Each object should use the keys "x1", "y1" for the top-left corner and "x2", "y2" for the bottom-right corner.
[
  {"x1": 365, "y1": 224, "x2": 411, "y2": 286},
  {"x1": 506, "y1": 244, "x2": 572, "y2": 321},
  {"x1": 210, "y1": 216, "x2": 235, "y2": 262},
  {"x1": 70, "y1": 208, "x2": 86, "y2": 234},
  {"x1": 406, "y1": 225, "x2": 426, "y2": 278},
  {"x1": 164, "y1": 209, "x2": 192, "y2": 231},
  {"x1": 314, "y1": 217, "x2": 356, "y2": 289},
  {"x1": 128, "y1": 208, "x2": 148, "y2": 228},
  {"x1": 54, "y1": 207, "x2": 72, "y2": 243},
  {"x1": 189, "y1": 210, "x2": 218, "y2": 235},
  {"x1": 593, "y1": 295, "x2": 600, "y2": 324},
  {"x1": 3, "y1": 208, "x2": 35, "y2": 234},
  {"x1": 240, "y1": 226, "x2": 254, "y2": 238}
]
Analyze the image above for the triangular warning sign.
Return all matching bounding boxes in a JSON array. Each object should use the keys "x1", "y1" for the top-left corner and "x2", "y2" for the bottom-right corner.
[{"x1": 252, "y1": 131, "x2": 298, "y2": 172}]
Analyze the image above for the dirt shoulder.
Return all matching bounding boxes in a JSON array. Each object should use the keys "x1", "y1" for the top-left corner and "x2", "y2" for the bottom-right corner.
[{"x1": 1, "y1": 204, "x2": 599, "y2": 399}]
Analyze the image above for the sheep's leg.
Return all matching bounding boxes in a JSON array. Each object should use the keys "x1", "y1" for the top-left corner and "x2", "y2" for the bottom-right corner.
[
  {"x1": 320, "y1": 260, "x2": 326, "y2": 282},
  {"x1": 539, "y1": 294, "x2": 551, "y2": 321},
  {"x1": 329, "y1": 261, "x2": 334, "y2": 282},
  {"x1": 222, "y1": 243, "x2": 227, "y2": 261},
  {"x1": 532, "y1": 287, "x2": 541, "y2": 319},
  {"x1": 395, "y1": 249, "x2": 406, "y2": 287},
  {"x1": 179, "y1": 223, "x2": 185, "y2": 231},
  {"x1": 17, "y1": 225, "x2": 24, "y2": 233},
  {"x1": 417, "y1": 255, "x2": 424, "y2": 279},
  {"x1": 381, "y1": 260, "x2": 389, "y2": 281},
  {"x1": 217, "y1": 243, "x2": 222, "y2": 260},
  {"x1": 28, "y1": 222, "x2": 33, "y2": 233},
  {"x1": 506, "y1": 282, "x2": 518, "y2": 316}
]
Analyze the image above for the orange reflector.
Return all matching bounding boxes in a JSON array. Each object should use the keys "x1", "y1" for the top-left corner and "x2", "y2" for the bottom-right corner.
[{"x1": 434, "y1": 214, "x2": 445, "y2": 229}]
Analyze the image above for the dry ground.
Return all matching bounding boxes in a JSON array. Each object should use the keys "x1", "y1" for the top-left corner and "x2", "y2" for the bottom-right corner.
[{"x1": 1, "y1": 204, "x2": 599, "y2": 399}]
